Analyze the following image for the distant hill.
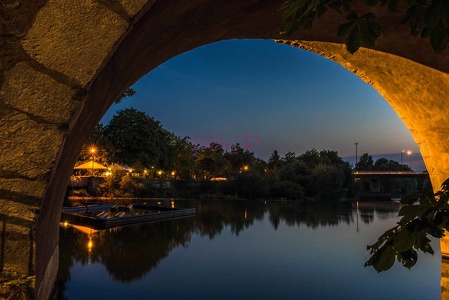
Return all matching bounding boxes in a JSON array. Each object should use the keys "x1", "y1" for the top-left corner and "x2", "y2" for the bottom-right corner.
[{"x1": 343, "y1": 152, "x2": 426, "y2": 171}]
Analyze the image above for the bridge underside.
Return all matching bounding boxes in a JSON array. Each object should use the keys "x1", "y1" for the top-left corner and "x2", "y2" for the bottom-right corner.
[{"x1": 2, "y1": 0, "x2": 449, "y2": 298}]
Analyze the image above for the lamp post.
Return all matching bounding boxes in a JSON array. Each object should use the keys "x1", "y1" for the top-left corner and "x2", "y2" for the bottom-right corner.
[
  {"x1": 90, "y1": 147, "x2": 96, "y2": 176},
  {"x1": 355, "y1": 142, "x2": 358, "y2": 170},
  {"x1": 407, "y1": 150, "x2": 412, "y2": 170}
]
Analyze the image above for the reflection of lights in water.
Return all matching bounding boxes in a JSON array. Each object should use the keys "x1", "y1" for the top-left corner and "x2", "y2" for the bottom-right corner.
[
  {"x1": 88, "y1": 239, "x2": 93, "y2": 252},
  {"x1": 87, "y1": 236, "x2": 93, "y2": 265},
  {"x1": 356, "y1": 201, "x2": 359, "y2": 233},
  {"x1": 244, "y1": 208, "x2": 247, "y2": 219}
]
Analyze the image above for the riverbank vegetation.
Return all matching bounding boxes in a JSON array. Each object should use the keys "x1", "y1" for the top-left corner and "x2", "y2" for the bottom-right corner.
[{"x1": 70, "y1": 108, "x2": 422, "y2": 201}]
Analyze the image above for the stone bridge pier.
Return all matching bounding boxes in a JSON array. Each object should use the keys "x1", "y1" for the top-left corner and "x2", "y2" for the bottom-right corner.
[{"x1": 2, "y1": 0, "x2": 449, "y2": 298}]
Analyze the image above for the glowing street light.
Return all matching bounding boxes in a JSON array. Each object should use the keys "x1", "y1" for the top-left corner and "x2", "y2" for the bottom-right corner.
[
  {"x1": 89, "y1": 147, "x2": 96, "y2": 176},
  {"x1": 407, "y1": 150, "x2": 412, "y2": 170},
  {"x1": 243, "y1": 165, "x2": 249, "y2": 171}
]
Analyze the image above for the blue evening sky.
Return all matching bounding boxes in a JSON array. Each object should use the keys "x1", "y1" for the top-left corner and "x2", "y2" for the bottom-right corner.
[{"x1": 101, "y1": 39, "x2": 419, "y2": 161}]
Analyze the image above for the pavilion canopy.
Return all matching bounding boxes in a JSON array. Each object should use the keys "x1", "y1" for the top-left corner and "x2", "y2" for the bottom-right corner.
[{"x1": 74, "y1": 161, "x2": 108, "y2": 170}]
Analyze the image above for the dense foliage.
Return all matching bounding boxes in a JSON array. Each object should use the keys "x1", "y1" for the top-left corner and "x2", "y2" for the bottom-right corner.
[
  {"x1": 281, "y1": 0, "x2": 449, "y2": 53},
  {"x1": 74, "y1": 108, "x2": 358, "y2": 200},
  {"x1": 75, "y1": 109, "x2": 424, "y2": 201},
  {"x1": 365, "y1": 180, "x2": 449, "y2": 272}
]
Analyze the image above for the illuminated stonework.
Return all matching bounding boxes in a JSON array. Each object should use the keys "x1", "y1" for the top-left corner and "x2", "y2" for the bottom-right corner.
[{"x1": 1, "y1": 0, "x2": 449, "y2": 298}]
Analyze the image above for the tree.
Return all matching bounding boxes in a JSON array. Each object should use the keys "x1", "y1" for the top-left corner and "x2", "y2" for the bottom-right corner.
[
  {"x1": 282, "y1": 151, "x2": 297, "y2": 165},
  {"x1": 268, "y1": 150, "x2": 282, "y2": 171},
  {"x1": 299, "y1": 149, "x2": 321, "y2": 169},
  {"x1": 196, "y1": 143, "x2": 230, "y2": 179},
  {"x1": 356, "y1": 153, "x2": 374, "y2": 170},
  {"x1": 373, "y1": 158, "x2": 410, "y2": 171},
  {"x1": 104, "y1": 108, "x2": 172, "y2": 169},
  {"x1": 281, "y1": 0, "x2": 449, "y2": 53},
  {"x1": 170, "y1": 135, "x2": 196, "y2": 180},
  {"x1": 114, "y1": 87, "x2": 136, "y2": 104},
  {"x1": 308, "y1": 164, "x2": 345, "y2": 200},
  {"x1": 224, "y1": 143, "x2": 256, "y2": 178}
]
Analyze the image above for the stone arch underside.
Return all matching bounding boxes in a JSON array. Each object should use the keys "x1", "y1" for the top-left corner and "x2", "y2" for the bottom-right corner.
[{"x1": 1, "y1": 0, "x2": 449, "y2": 298}]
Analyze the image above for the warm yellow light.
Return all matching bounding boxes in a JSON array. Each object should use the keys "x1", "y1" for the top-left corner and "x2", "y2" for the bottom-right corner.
[
  {"x1": 407, "y1": 150, "x2": 412, "y2": 156},
  {"x1": 171, "y1": 201, "x2": 175, "y2": 208},
  {"x1": 63, "y1": 221, "x2": 68, "y2": 227},
  {"x1": 90, "y1": 148, "x2": 96, "y2": 154},
  {"x1": 243, "y1": 165, "x2": 249, "y2": 171},
  {"x1": 157, "y1": 170, "x2": 162, "y2": 175},
  {"x1": 88, "y1": 239, "x2": 93, "y2": 251},
  {"x1": 171, "y1": 171, "x2": 175, "y2": 176}
]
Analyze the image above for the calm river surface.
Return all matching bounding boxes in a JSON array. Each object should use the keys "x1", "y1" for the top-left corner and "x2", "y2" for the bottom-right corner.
[{"x1": 56, "y1": 200, "x2": 441, "y2": 299}]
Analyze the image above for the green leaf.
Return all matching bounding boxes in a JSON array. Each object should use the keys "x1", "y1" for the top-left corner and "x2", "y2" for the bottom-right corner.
[
  {"x1": 421, "y1": 26, "x2": 432, "y2": 39},
  {"x1": 338, "y1": 20, "x2": 355, "y2": 37},
  {"x1": 371, "y1": 245, "x2": 396, "y2": 272},
  {"x1": 362, "y1": 12, "x2": 377, "y2": 23},
  {"x1": 393, "y1": 228, "x2": 415, "y2": 252},
  {"x1": 359, "y1": 22, "x2": 376, "y2": 48},
  {"x1": 346, "y1": 23, "x2": 362, "y2": 54},
  {"x1": 398, "y1": 249, "x2": 418, "y2": 269},
  {"x1": 441, "y1": 178, "x2": 449, "y2": 192},
  {"x1": 424, "y1": 0, "x2": 443, "y2": 27},
  {"x1": 416, "y1": 231, "x2": 434, "y2": 254},
  {"x1": 367, "y1": 22, "x2": 383, "y2": 38},
  {"x1": 398, "y1": 204, "x2": 421, "y2": 218},
  {"x1": 346, "y1": 10, "x2": 358, "y2": 20},
  {"x1": 430, "y1": 21, "x2": 448, "y2": 52}
]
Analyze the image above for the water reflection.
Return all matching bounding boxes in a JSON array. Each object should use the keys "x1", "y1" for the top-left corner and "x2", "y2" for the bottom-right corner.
[{"x1": 57, "y1": 200, "x2": 403, "y2": 297}]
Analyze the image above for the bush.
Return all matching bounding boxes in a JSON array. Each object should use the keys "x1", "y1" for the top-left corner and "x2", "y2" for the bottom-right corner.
[{"x1": 269, "y1": 180, "x2": 304, "y2": 200}]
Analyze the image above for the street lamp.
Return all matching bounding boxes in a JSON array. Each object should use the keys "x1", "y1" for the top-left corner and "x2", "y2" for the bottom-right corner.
[
  {"x1": 407, "y1": 150, "x2": 412, "y2": 170},
  {"x1": 89, "y1": 147, "x2": 96, "y2": 176}
]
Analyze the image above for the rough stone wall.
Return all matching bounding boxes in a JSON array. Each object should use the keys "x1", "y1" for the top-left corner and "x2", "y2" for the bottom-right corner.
[{"x1": 0, "y1": 0, "x2": 149, "y2": 298}]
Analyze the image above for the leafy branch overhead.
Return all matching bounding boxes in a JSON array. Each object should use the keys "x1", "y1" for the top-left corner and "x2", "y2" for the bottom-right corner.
[
  {"x1": 281, "y1": 0, "x2": 449, "y2": 53},
  {"x1": 365, "y1": 179, "x2": 449, "y2": 272}
]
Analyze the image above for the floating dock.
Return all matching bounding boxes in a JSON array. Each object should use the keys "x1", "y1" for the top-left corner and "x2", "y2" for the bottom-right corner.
[{"x1": 61, "y1": 203, "x2": 196, "y2": 230}]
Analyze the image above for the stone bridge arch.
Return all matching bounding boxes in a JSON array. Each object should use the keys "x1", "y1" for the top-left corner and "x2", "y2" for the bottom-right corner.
[{"x1": 2, "y1": 0, "x2": 449, "y2": 298}]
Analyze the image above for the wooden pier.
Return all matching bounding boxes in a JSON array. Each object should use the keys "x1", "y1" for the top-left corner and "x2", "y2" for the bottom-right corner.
[{"x1": 61, "y1": 204, "x2": 196, "y2": 230}]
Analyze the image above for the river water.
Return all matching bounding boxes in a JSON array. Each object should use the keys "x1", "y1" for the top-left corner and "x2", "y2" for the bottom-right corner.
[{"x1": 56, "y1": 200, "x2": 441, "y2": 299}]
